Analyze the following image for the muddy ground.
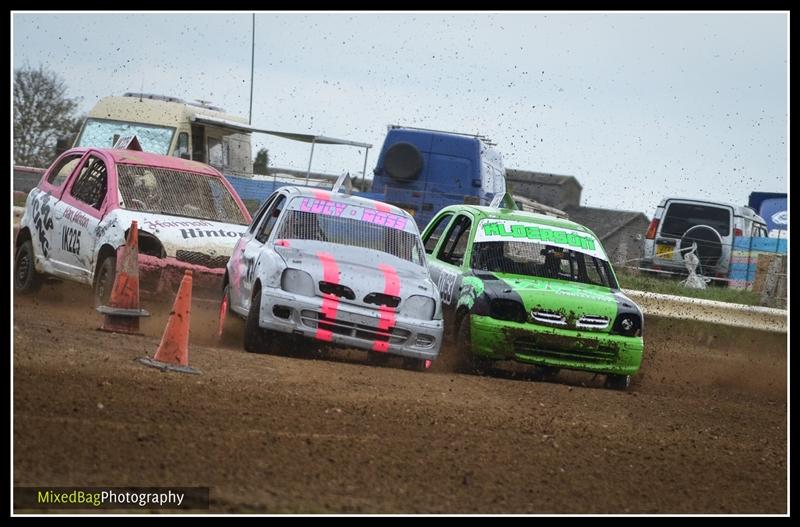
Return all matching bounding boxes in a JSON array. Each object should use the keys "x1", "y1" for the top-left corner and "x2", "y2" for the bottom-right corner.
[{"x1": 13, "y1": 281, "x2": 787, "y2": 514}]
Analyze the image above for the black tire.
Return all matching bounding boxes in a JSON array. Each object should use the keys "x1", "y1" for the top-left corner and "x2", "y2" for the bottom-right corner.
[
  {"x1": 402, "y1": 357, "x2": 431, "y2": 372},
  {"x1": 217, "y1": 284, "x2": 237, "y2": 345},
  {"x1": 14, "y1": 240, "x2": 41, "y2": 294},
  {"x1": 535, "y1": 365, "x2": 561, "y2": 382},
  {"x1": 679, "y1": 225, "x2": 723, "y2": 275},
  {"x1": 290, "y1": 335, "x2": 321, "y2": 358},
  {"x1": 94, "y1": 255, "x2": 116, "y2": 307},
  {"x1": 456, "y1": 314, "x2": 492, "y2": 374},
  {"x1": 605, "y1": 374, "x2": 631, "y2": 391},
  {"x1": 244, "y1": 288, "x2": 270, "y2": 353},
  {"x1": 367, "y1": 350, "x2": 391, "y2": 367},
  {"x1": 384, "y1": 142, "x2": 423, "y2": 182}
]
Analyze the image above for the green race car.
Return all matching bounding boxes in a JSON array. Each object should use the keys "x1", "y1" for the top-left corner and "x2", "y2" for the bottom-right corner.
[{"x1": 422, "y1": 198, "x2": 644, "y2": 389}]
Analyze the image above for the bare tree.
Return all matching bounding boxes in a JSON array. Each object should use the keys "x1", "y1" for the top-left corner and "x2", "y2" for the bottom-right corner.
[{"x1": 14, "y1": 65, "x2": 82, "y2": 167}]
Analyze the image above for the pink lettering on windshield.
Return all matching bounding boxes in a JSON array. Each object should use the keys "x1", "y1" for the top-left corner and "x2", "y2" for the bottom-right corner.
[
  {"x1": 298, "y1": 198, "x2": 407, "y2": 230},
  {"x1": 299, "y1": 198, "x2": 346, "y2": 217},
  {"x1": 361, "y1": 208, "x2": 407, "y2": 230}
]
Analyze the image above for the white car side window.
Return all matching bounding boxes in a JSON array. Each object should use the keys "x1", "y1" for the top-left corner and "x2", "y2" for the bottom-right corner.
[{"x1": 256, "y1": 195, "x2": 286, "y2": 244}]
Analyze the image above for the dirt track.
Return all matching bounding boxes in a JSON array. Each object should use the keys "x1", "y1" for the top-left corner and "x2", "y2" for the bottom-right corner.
[{"x1": 13, "y1": 281, "x2": 787, "y2": 514}]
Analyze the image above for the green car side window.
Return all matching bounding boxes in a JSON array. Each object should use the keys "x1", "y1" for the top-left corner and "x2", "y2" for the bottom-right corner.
[
  {"x1": 423, "y1": 213, "x2": 453, "y2": 254},
  {"x1": 437, "y1": 214, "x2": 472, "y2": 267}
]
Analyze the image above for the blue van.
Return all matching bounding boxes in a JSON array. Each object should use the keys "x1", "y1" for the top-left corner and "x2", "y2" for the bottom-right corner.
[
  {"x1": 225, "y1": 124, "x2": 509, "y2": 230},
  {"x1": 360, "y1": 125, "x2": 507, "y2": 228}
]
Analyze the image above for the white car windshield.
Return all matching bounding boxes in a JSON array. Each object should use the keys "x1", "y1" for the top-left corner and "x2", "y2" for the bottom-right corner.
[
  {"x1": 275, "y1": 197, "x2": 425, "y2": 266},
  {"x1": 117, "y1": 164, "x2": 248, "y2": 225}
]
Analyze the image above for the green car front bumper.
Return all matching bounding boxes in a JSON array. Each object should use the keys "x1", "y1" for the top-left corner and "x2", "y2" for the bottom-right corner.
[{"x1": 469, "y1": 315, "x2": 643, "y2": 376}]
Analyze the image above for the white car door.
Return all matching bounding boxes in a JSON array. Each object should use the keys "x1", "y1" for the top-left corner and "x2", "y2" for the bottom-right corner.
[
  {"x1": 50, "y1": 154, "x2": 109, "y2": 282},
  {"x1": 229, "y1": 194, "x2": 273, "y2": 312},
  {"x1": 30, "y1": 152, "x2": 85, "y2": 278},
  {"x1": 241, "y1": 194, "x2": 287, "y2": 312},
  {"x1": 229, "y1": 192, "x2": 285, "y2": 313}
]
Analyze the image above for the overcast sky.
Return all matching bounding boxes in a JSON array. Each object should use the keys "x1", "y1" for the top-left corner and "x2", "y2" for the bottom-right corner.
[{"x1": 12, "y1": 11, "x2": 788, "y2": 217}]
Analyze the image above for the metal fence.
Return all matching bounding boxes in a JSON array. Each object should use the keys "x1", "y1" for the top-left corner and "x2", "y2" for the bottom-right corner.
[{"x1": 621, "y1": 234, "x2": 788, "y2": 306}]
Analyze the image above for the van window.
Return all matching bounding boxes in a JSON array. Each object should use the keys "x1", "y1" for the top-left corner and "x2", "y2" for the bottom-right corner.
[
  {"x1": 208, "y1": 137, "x2": 223, "y2": 168},
  {"x1": 77, "y1": 118, "x2": 174, "y2": 155},
  {"x1": 191, "y1": 125, "x2": 205, "y2": 163},
  {"x1": 174, "y1": 132, "x2": 189, "y2": 158},
  {"x1": 661, "y1": 203, "x2": 730, "y2": 237}
]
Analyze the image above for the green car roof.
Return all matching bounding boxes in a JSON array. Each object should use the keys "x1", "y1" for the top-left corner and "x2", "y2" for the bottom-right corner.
[{"x1": 438, "y1": 204, "x2": 599, "y2": 237}]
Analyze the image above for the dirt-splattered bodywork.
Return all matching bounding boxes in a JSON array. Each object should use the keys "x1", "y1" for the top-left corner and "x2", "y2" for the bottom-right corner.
[
  {"x1": 423, "y1": 205, "x2": 644, "y2": 376},
  {"x1": 227, "y1": 187, "x2": 444, "y2": 361},
  {"x1": 16, "y1": 147, "x2": 251, "y2": 300},
  {"x1": 108, "y1": 209, "x2": 248, "y2": 298}
]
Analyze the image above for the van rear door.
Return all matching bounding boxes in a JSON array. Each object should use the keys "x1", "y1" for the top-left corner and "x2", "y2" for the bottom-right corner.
[{"x1": 654, "y1": 200, "x2": 733, "y2": 266}]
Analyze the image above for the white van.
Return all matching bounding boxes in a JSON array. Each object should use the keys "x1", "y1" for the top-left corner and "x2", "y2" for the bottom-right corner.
[
  {"x1": 74, "y1": 93, "x2": 253, "y2": 177},
  {"x1": 642, "y1": 198, "x2": 768, "y2": 281}
]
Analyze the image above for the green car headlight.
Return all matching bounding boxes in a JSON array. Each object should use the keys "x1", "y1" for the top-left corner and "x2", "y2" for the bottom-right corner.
[
  {"x1": 612, "y1": 312, "x2": 642, "y2": 337},
  {"x1": 489, "y1": 298, "x2": 527, "y2": 323}
]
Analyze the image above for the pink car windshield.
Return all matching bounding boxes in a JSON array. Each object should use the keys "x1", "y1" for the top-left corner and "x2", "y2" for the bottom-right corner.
[{"x1": 117, "y1": 164, "x2": 248, "y2": 225}]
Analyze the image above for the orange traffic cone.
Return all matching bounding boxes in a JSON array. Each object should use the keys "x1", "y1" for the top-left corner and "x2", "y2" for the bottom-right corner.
[
  {"x1": 97, "y1": 220, "x2": 150, "y2": 334},
  {"x1": 138, "y1": 270, "x2": 200, "y2": 374}
]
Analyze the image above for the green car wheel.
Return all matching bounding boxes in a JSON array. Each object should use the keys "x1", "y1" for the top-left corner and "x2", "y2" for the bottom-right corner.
[{"x1": 457, "y1": 314, "x2": 493, "y2": 375}]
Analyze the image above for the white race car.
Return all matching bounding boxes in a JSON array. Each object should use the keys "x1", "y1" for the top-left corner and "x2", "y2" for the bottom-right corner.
[{"x1": 221, "y1": 186, "x2": 443, "y2": 370}]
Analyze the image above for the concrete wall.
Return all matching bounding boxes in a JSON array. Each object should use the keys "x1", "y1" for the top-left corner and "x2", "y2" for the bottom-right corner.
[
  {"x1": 505, "y1": 172, "x2": 582, "y2": 210},
  {"x1": 13, "y1": 167, "x2": 45, "y2": 194}
]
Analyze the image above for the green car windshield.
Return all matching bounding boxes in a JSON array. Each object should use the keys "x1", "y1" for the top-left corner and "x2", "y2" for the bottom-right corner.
[{"x1": 471, "y1": 241, "x2": 618, "y2": 289}]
